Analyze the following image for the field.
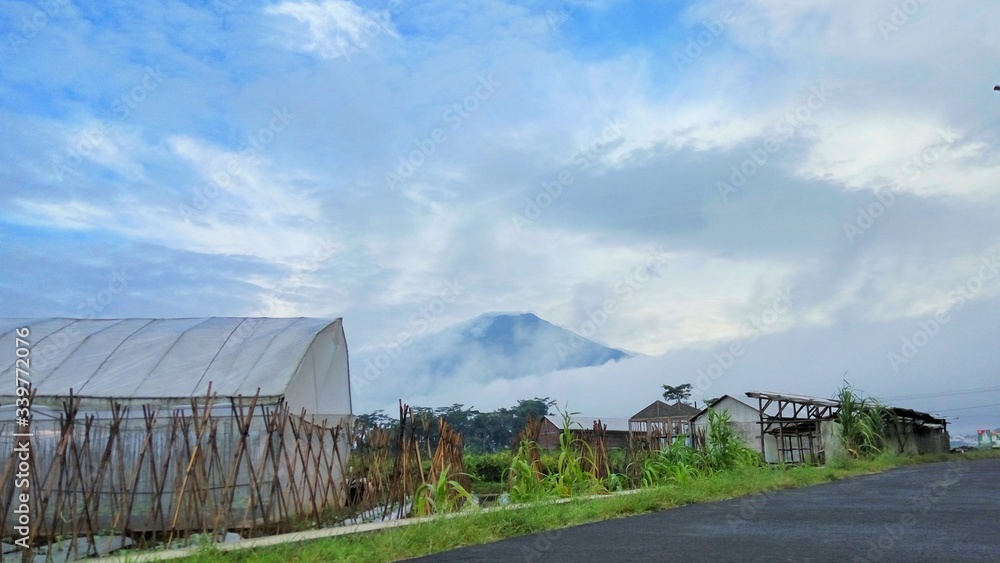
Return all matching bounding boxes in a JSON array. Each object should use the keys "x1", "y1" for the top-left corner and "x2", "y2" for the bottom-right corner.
[{"x1": 165, "y1": 447, "x2": 1000, "y2": 562}]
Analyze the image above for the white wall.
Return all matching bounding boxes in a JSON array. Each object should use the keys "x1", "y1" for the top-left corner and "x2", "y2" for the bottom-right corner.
[{"x1": 691, "y1": 396, "x2": 776, "y2": 459}]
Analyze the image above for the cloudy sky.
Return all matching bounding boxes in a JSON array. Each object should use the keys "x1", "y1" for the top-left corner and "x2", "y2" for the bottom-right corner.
[{"x1": 2, "y1": 0, "x2": 998, "y2": 434}]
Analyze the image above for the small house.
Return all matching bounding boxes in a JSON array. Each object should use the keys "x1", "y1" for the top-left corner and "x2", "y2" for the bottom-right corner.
[{"x1": 538, "y1": 416, "x2": 630, "y2": 449}]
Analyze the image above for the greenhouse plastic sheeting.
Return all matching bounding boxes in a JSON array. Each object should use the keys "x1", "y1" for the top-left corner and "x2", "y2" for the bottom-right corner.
[{"x1": 0, "y1": 318, "x2": 348, "y2": 407}]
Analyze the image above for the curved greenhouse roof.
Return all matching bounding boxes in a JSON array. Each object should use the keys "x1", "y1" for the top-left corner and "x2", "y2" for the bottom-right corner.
[{"x1": 0, "y1": 317, "x2": 351, "y2": 416}]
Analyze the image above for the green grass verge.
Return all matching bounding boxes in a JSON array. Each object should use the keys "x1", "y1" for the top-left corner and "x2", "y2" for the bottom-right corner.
[{"x1": 177, "y1": 450, "x2": 1000, "y2": 563}]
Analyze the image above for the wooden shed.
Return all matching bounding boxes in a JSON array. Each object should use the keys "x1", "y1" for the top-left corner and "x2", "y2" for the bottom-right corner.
[
  {"x1": 628, "y1": 400, "x2": 699, "y2": 445},
  {"x1": 746, "y1": 391, "x2": 950, "y2": 464}
]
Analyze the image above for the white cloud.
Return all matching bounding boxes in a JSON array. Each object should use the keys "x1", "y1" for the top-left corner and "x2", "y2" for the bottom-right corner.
[
  {"x1": 4, "y1": 0, "x2": 1000, "y2": 430},
  {"x1": 798, "y1": 116, "x2": 1000, "y2": 200},
  {"x1": 266, "y1": 0, "x2": 399, "y2": 59},
  {"x1": 12, "y1": 134, "x2": 342, "y2": 269},
  {"x1": 12, "y1": 200, "x2": 113, "y2": 230}
]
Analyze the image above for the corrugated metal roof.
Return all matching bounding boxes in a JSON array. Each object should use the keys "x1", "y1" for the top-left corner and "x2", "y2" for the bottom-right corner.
[{"x1": 0, "y1": 317, "x2": 342, "y2": 402}]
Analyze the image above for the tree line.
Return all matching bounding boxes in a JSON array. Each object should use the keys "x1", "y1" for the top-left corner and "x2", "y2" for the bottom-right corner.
[{"x1": 355, "y1": 397, "x2": 556, "y2": 453}]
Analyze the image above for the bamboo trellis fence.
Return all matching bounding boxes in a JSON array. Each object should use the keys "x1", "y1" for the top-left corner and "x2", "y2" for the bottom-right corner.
[{"x1": 0, "y1": 392, "x2": 466, "y2": 561}]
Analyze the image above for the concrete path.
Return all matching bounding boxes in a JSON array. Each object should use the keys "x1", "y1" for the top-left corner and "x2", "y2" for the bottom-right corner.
[{"x1": 410, "y1": 458, "x2": 1000, "y2": 562}]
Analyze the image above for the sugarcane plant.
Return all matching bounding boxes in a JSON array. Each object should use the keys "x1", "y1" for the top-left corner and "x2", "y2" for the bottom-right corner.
[{"x1": 835, "y1": 382, "x2": 889, "y2": 458}]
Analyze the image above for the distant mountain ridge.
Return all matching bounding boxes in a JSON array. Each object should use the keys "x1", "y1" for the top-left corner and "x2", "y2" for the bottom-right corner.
[
  {"x1": 355, "y1": 312, "x2": 630, "y2": 385},
  {"x1": 452, "y1": 312, "x2": 630, "y2": 371}
]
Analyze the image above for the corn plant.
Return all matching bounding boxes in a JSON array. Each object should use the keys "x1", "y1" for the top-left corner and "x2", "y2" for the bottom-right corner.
[
  {"x1": 701, "y1": 409, "x2": 762, "y2": 472},
  {"x1": 506, "y1": 439, "x2": 551, "y2": 502},
  {"x1": 412, "y1": 465, "x2": 474, "y2": 516},
  {"x1": 505, "y1": 407, "x2": 605, "y2": 500},
  {"x1": 638, "y1": 436, "x2": 700, "y2": 486},
  {"x1": 546, "y1": 407, "x2": 605, "y2": 497},
  {"x1": 639, "y1": 409, "x2": 761, "y2": 487},
  {"x1": 603, "y1": 472, "x2": 627, "y2": 492}
]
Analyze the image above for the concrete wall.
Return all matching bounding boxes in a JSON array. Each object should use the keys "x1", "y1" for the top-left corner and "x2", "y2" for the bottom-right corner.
[
  {"x1": 821, "y1": 420, "x2": 844, "y2": 462},
  {"x1": 885, "y1": 422, "x2": 950, "y2": 455}
]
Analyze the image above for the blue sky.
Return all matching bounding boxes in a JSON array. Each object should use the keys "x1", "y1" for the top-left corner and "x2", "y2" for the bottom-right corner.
[{"x1": 2, "y1": 0, "x2": 999, "y2": 433}]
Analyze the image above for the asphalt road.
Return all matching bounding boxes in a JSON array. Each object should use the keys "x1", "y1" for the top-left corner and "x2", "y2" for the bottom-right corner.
[{"x1": 409, "y1": 458, "x2": 1000, "y2": 562}]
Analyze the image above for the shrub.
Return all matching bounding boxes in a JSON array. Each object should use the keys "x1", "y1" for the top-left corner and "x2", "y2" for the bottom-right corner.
[
  {"x1": 606, "y1": 448, "x2": 628, "y2": 475},
  {"x1": 464, "y1": 451, "x2": 512, "y2": 484}
]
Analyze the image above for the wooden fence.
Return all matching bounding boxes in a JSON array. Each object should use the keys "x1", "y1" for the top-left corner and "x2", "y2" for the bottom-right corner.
[{"x1": 0, "y1": 392, "x2": 465, "y2": 561}]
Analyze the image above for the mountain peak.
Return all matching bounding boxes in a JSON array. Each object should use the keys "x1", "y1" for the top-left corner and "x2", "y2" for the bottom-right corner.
[{"x1": 356, "y1": 311, "x2": 630, "y2": 386}]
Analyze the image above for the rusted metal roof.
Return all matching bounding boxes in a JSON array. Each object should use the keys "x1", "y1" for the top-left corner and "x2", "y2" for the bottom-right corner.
[
  {"x1": 889, "y1": 406, "x2": 947, "y2": 427},
  {"x1": 746, "y1": 391, "x2": 945, "y2": 425}
]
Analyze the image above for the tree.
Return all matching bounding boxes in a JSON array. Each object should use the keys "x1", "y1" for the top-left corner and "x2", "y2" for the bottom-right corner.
[
  {"x1": 514, "y1": 397, "x2": 556, "y2": 421},
  {"x1": 365, "y1": 398, "x2": 560, "y2": 453},
  {"x1": 662, "y1": 383, "x2": 693, "y2": 405},
  {"x1": 355, "y1": 409, "x2": 395, "y2": 429}
]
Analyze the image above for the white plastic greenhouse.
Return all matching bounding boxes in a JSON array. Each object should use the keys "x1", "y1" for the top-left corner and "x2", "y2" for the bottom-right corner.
[
  {"x1": 0, "y1": 317, "x2": 355, "y2": 546},
  {"x1": 0, "y1": 317, "x2": 352, "y2": 418}
]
